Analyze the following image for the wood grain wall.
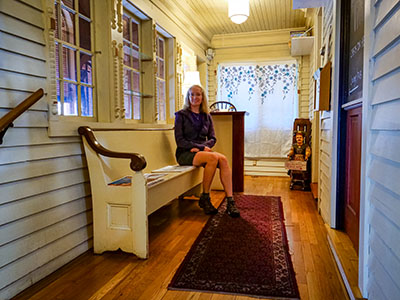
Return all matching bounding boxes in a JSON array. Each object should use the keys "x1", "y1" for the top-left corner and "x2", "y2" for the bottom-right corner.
[
  {"x1": 366, "y1": 0, "x2": 400, "y2": 298},
  {"x1": 0, "y1": 1, "x2": 92, "y2": 298}
]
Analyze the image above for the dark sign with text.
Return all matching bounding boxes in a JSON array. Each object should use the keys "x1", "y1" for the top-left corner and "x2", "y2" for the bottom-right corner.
[{"x1": 347, "y1": 0, "x2": 364, "y2": 102}]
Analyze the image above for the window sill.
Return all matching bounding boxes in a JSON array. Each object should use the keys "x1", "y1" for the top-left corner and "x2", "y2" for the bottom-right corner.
[{"x1": 48, "y1": 119, "x2": 174, "y2": 137}]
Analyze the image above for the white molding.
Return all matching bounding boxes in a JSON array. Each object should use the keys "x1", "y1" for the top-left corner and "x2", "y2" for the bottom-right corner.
[
  {"x1": 330, "y1": 0, "x2": 341, "y2": 228},
  {"x1": 358, "y1": 1, "x2": 374, "y2": 296}
]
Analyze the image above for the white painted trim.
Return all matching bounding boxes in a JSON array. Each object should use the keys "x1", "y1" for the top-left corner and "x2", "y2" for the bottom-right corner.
[
  {"x1": 358, "y1": 0, "x2": 374, "y2": 297},
  {"x1": 327, "y1": 235, "x2": 357, "y2": 300},
  {"x1": 330, "y1": 0, "x2": 341, "y2": 228}
]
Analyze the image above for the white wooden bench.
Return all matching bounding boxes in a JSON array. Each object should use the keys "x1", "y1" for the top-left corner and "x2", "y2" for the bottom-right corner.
[{"x1": 78, "y1": 126, "x2": 203, "y2": 259}]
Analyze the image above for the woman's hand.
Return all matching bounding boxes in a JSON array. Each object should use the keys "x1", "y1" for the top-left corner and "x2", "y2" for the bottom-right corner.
[
  {"x1": 190, "y1": 148, "x2": 200, "y2": 153},
  {"x1": 203, "y1": 146, "x2": 212, "y2": 152}
]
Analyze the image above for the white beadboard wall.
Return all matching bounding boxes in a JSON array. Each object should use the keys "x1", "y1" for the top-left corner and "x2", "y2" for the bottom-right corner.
[
  {"x1": 365, "y1": 0, "x2": 400, "y2": 298},
  {"x1": 317, "y1": 0, "x2": 334, "y2": 223},
  {"x1": 0, "y1": 1, "x2": 92, "y2": 299}
]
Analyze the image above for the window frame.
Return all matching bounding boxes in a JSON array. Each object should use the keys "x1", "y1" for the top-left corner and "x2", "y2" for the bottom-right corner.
[
  {"x1": 156, "y1": 32, "x2": 167, "y2": 123},
  {"x1": 122, "y1": 12, "x2": 144, "y2": 123},
  {"x1": 54, "y1": 0, "x2": 96, "y2": 120}
]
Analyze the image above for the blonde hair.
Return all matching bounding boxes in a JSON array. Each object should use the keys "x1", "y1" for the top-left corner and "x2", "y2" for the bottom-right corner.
[{"x1": 183, "y1": 84, "x2": 209, "y2": 113}]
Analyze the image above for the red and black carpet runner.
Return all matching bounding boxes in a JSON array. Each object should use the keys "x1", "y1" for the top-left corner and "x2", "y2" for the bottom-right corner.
[{"x1": 168, "y1": 194, "x2": 300, "y2": 299}]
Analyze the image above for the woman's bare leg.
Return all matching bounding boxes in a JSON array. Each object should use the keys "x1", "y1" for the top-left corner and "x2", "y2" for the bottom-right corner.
[
  {"x1": 192, "y1": 152, "x2": 219, "y2": 193},
  {"x1": 215, "y1": 153, "x2": 233, "y2": 197}
]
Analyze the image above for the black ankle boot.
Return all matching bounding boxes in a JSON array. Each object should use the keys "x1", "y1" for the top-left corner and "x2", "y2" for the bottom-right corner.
[
  {"x1": 199, "y1": 193, "x2": 218, "y2": 215},
  {"x1": 226, "y1": 198, "x2": 240, "y2": 218}
]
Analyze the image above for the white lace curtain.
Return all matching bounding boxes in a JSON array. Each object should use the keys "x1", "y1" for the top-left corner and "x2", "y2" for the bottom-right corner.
[{"x1": 218, "y1": 62, "x2": 298, "y2": 158}]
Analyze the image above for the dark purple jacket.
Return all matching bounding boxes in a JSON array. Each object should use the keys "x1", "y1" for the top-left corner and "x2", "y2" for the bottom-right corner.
[{"x1": 174, "y1": 109, "x2": 216, "y2": 157}]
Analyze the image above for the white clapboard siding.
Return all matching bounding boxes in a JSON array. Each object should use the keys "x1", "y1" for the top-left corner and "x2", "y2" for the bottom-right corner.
[
  {"x1": 0, "y1": 169, "x2": 89, "y2": 205},
  {"x1": 366, "y1": 1, "x2": 400, "y2": 298},
  {"x1": 0, "y1": 32, "x2": 46, "y2": 61},
  {"x1": 374, "y1": 0, "x2": 399, "y2": 27},
  {"x1": 0, "y1": 70, "x2": 47, "y2": 90},
  {"x1": 371, "y1": 69, "x2": 400, "y2": 105},
  {"x1": 0, "y1": 211, "x2": 92, "y2": 269},
  {"x1": 370, "y1": 182, "x2": 400, "y2": 232},
  {"x1": 0, "y1": 0, "x2": 44, "y2": 29},
  {"x1": 0, "y1": 184, "x2": 91, "y2": 228},
  {"x1": 0, "y1": 127, "x2": 81, "y2": 147},
  {"x1": 0, "y1": 240, "x2": 92, "y2": 300},
  {"x1": 0, "y1": 1, "x2": 91, "y2": 298},
  {"x1": 371, "y1": 100, "x2": 400, "y2": 130},
  {"x1": 0, "y1": 142, "x2": 83, "y2": 165},
  {"x1": 0, "y1": 109, "x2": 48, "y2": 128},
  {"x1": 0, "y1": 89, "x2": 48, "y2": 110},
  {"x1": 369, "y1": 230, "x2": 400, "y2": 287},
  {"x1": 370, "y1": 131, "x2": 400, "y2": 163},
  {"x1": 372, "y1": 40, "x2": 400, "y2": 81},
  {"x1": 0, "y1": 225, "x2": 93, "y2": 290},
  {"x1": 368, "y1": 251, "x2": 400, "y2": 300},
  {"x1": 0, "y1": 50, "x2": 47, "y2": 78},
  {"x1": 0, "y1": 197, "x2": 91, "y2": 246},
  {"x1": 373, "y1": 6, "x2": 400, "y2": 56},
  {"x1": 0, "y1": 13, "x2": 44, "y2": 44},
  {"x1": 0, "y1": 155, "x2": 86, "y2": 184}
]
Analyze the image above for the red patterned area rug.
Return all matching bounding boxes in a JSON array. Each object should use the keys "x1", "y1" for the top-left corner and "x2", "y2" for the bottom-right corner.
[{"x1": 168, "y1": 194, "x2": 299, "y2": 299}]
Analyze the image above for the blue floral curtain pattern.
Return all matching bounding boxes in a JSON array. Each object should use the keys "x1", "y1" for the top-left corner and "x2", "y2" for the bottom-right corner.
[
  {"x1": 218, "y1": 62, "x2": 298, "y2": 158},
  {"x1": 219, "y1": 63, "x2": 297, "y2": 103}
]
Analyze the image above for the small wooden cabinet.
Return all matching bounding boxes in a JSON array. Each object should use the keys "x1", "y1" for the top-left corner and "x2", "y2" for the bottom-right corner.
[{"x1": 210, "y1": 111, "x2": 245, "y2": 193}]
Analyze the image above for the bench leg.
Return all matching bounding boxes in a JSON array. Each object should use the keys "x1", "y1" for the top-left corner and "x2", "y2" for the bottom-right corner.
[{"x1": 131, "y1": 172, "x2": 149, "y2": 259}]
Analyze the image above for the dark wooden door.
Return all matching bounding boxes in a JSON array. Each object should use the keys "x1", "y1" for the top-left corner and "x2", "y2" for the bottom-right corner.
[{"x1": 344, "y1": 106, "x2": 362, "y2": 251}]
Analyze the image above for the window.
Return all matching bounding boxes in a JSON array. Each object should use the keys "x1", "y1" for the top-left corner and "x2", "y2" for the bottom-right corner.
[
  {"x1": 156, "y1": 34, "x2": 166, "y2": 121},
  {"x1": 54, "y1": 0, "x2": 94, "y2": 117},
  {"x1": 122, "y1": 13, "x2": 142, "y2": 120}
]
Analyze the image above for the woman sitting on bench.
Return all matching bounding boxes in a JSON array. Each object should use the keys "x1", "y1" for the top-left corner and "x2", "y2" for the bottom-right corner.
[{"x1": 174, "y1": 84, "x2": 240, "y2": 218}]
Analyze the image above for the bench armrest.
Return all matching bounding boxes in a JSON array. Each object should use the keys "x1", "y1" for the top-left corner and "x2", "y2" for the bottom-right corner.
[{"x1": 78, "y1": 126, "x2": 147, "y2": 171}]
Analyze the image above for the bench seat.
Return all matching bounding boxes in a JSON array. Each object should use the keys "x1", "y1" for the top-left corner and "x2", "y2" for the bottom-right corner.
[{"x1": 79, "y1": 126, "x2": 203, "y2": 258}]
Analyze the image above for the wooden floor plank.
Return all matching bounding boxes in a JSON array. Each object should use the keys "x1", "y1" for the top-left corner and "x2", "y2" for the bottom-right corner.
[{"x1": 12, "y1": 177, "x2": 348, "y2": 300}]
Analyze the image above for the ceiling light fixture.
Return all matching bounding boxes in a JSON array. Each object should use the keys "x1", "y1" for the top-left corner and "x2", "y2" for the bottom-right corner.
[{"x1": 228, "y1": 0, "x2": 249, "y2": 24}]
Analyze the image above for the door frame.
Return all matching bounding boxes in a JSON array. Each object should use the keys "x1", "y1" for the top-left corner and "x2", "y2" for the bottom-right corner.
[{"x1": 330, "y1": 0, "x2": 371, "y2": 295}]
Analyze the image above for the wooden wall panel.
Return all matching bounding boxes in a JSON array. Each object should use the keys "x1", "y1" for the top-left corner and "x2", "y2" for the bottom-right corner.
[
  {"x1": 0, "y1": 155, "x2": 86, "y2": 184},
  {"x1": 0, "y1": 225, "x2": 93, "y2": 290},
  {"x1": 371, "y1": 69, "x2": 400, "y2": 105},
  {"x1": 371, "y1": 100, "x2": 400, "y2": 130},
  {"x1": 0, "y1": 241, "x2": 92, "y2": 300},
  {"x1": 0, "y1": 143, "x2": 83, "y2": 165},
  {"x1": 367, "y1": 2, "x2": 400, "y2": 296},
  {"x1": 370, "y1": 131, "x2": 400, "y2": 163},
  {"x1": 0, "y1": 128, "x2": 81, "y2": 147},
  {"x1": 0, "y1": 89, "x2": 48, "y2": 110},
  {"x1": 0, "y1": 169, "x2": 89, "y2": 205},
  {"x1": 368, "y1": 250, "x2": 400, "y2": 300},
  {"x1": 0, "y1": 50, "x2": 47, "y2": 77},
  {"x1": 0, "y1": 184, "x2": 91, "y2": 228},
  {"x1": 0, "y1": 212, "x2": 92, "y2": 269},
  {"x1": 370, "y1": 231, "x2": 400, "y2": 287},
  {"x1": 372, "y1": 41, "x2": 400, "y2": 80},
  {"x1": 0, "y1": 13, "x2": 45, "y2": 43},
  {"x1": 373, "y1": 7, "x2": 400, "y2": 55},
  {"x1": 0, "y1": 32, "x2": 46, "y2": 61}
]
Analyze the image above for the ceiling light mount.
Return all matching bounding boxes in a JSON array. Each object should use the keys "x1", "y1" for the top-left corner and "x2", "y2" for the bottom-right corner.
[{"x1": 228, "y1": 0, "x2": 249, "y2": 24}]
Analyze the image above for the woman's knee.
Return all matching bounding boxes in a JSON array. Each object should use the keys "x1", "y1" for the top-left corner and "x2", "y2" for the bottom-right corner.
[{"x1": 217, "y1": 153, "x2": 229, "y2": 167}]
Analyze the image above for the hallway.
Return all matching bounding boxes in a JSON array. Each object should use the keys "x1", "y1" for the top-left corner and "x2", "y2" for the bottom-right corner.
[{"x1": 13, "y1": 176, "x2": 348, "y2": 300}]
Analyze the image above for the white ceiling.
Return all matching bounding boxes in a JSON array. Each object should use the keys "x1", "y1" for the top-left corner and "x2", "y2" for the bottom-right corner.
[{"x1": 162, "y1": 0, "x2": 308, "y2": 40}]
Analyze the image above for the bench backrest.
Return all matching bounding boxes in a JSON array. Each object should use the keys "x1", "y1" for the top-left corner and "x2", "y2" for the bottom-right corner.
[{"x1": 89, "y1": 128, "x2": 177, "y2": 182}]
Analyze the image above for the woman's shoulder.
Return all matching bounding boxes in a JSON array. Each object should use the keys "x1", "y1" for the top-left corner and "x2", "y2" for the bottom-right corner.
[{"x1": 175, "y1": 109, "x2": 190, "y2": 117}]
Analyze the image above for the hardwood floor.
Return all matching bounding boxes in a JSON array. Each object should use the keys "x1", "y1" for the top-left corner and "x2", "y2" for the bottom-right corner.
[{"x1": 13, "y1": 177, "x2": 348, "y2": 300}]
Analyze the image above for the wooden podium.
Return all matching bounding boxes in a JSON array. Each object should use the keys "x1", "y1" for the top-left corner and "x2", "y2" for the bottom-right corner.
[{"x1": 210, "y1": 111, "x2": 245, "y2": 193}]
